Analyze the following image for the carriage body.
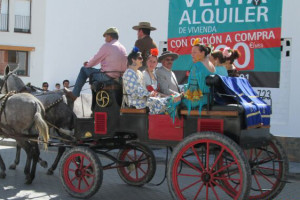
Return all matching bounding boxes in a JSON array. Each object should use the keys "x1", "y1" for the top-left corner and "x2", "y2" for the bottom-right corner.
[
  {"x1": 66, "y1": 78, "x2": 287, "y2": 200},
  {"x1": 74, "y1": 81, "x2": 271, "y2": 149}
]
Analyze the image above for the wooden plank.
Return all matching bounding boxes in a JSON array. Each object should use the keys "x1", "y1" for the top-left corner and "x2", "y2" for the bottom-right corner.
[
  {"x1": 120, "y1": 108, "x2": 147, "y2": 114},
  {"x1": 0, "y1": 45, "x2": 35, "y2": 52},
  {"x1": 180, "y1": 110, "x2": 239, "y2": 117}
]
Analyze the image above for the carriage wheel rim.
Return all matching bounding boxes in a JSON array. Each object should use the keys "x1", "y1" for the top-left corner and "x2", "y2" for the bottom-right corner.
[
  {"x1": 172, "y1": 139, "x2": 244, "y2": 200},
  {"x1": 119, "y1": 148, "x2": 150, "y2": 182},
  {"x1": 63, "y1": 153, "x2": 95, "y2": 193},
  {"x1": 246, "y1": 142, "x2": 283, "y2": 199}
]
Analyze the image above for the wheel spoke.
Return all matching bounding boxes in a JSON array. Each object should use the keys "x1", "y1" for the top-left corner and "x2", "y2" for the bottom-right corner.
[
  {"x1": 180, "y1": 158, "x2": 202, "y2": 174},
  {"x1": 126, "y1": 154, "x2": 135, "y2": 162},
  {"x1": 212, "y1": 161, "x2": 237, "y2": 176},
  {"x1": 138, "y1": 166, "x2": 147, "y2": 175},
  {"x1": 85, "y1": 173, "x2": 95, "y2": 178},
  {"x1": 135, "y1": 166, "x2": 139, "y2": 179},
  {"x1": 180, "y1": 179, "x2": 202, "y2": 192},
  {"x1": 192, "y1": 146, "x2": 205, "y2": 171},
  {"x1": 72, "y1": 158, "x2": 79, "y2": 168},
  {"x1": 206, "y1": 142, "x2": 210, "y2": 170},
  {"x1": 211, "y1": 179, "x2": 235, "y2": 198},
  {"x1": 70, "y1": 176, "x2": 77, "y2": 183},
  {"x1": 256, "y1": 170, "x2": 276, "y2": 186},
  {"x1": 254, "y1": 174, "x2": 263, "y2": 194},
  {"x1": 82, "y1": 176, "x2": 90, "y2": 188},
  {"x1": 252, "y1": 149, "x2": 263, "y2": 161},
  {"x1": 257, "y1": 166, "x2": 280, "y2": 172},
  {"x1": 210, "y1": 182, "x2": 221, "y2": 200},
  {"x1": 178, "y1": 173, "x2": 201, "y2": 178},
  {"x1": 80, "y1": 155, "x2": 84, "y2": 169},
  {"x1": 77, "y1": 178, "x2": 82, "y2": 190},
  {"x1": 83, "y1": 163, "x2": 92, "y2": 171},
  {"x1": 137, "y1": 152, "x2": 145, "y2": 161},
  {"x1": 134, "y1": 149, "x2": 137, "y2": 160},
  {"x1": 68, "y1": 169, "x2": 76, "y2": 173},
  {"x1": 206, "y1": 183, "x2": 209, "y2": 200},
  {"x1": 210, "y1": 147, "x2": 225, "y2": 172},
  {"x1": 193, "y1": 182, "x2": 205, "y2": 200},
  {"x1": 213, "y1": 176, "x2": 241, "y2": 181}
]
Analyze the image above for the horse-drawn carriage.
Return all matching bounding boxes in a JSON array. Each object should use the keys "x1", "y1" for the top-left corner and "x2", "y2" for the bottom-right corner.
[
  {"x1": 0, "y1": 66, "x2": 288, "y2": 199},
  {"x1": 56, "y1": 75, "x2": 288, "y2": 200}
]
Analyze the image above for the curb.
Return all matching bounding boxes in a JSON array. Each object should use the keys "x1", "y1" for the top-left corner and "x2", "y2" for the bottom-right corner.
[{"x1": 0, "y1": 139, "x2": 16, "y2": 147}]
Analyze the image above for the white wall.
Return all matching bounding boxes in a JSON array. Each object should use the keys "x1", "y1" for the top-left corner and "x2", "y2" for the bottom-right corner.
[
  {"x1": 0, "y1": 0, "x2": 46, "y2": 86},
  {"x1": 43, "y1": 0, "x2": 169, "y2": 90},
  {"x1": 271, "y1": 0, "x2": 300, "y2": 137}
]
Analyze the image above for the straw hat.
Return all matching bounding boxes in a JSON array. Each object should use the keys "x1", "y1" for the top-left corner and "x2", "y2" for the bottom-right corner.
[
  {"x1": 132, "y1": 22, "x2": 156, "y2": 31},
  {"x1": 158, "y1": 51, "x2": 179, "y2": 63}
]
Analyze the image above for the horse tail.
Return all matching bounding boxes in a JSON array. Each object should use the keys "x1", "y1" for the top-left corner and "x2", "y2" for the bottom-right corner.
[{"x1": 33, "y1": 102, "x2": 49, "y2": 150}]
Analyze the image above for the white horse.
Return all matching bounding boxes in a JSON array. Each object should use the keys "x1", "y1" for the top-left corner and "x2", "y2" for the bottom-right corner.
[{"x1": 0, "y1": 92, "x2": 49, "y2": 184}]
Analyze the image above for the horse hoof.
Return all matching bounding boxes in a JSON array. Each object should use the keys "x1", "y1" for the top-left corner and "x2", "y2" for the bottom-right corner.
[
  {"x1": 9, "y1": 164, "x2": 16, "y2": 170},
  {"x1": 40, "y1": 161, "x2": 48, "y2": 168},
  {"x1": 47, "y1": 169, "x2": 53, "y2": 175},
  {"x1": 0, "y1": 172, "x2": 6, "y2": 179},
  {"x1": 25, "y1": 179, "x2": 32, "y2": 185}
]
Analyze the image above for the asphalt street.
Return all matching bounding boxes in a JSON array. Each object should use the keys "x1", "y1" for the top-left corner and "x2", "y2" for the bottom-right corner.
[{"x1": 0, "y1": 146, "x2": 299, "y2": 200}]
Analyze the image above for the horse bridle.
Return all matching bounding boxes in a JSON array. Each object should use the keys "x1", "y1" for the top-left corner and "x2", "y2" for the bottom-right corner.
[{"x1": 0, "y1": 73, "x2": 28, "y2": 94}]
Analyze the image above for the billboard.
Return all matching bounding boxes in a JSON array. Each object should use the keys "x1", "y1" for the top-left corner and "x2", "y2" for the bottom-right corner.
[{"x1": 168, "y1": 0, "x2": 283, "y2": 88}]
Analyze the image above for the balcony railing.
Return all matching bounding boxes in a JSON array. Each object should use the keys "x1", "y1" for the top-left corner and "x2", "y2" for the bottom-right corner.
[
  {"x1": 14, "y1": 15, "x2": 31, "y2": 33},
  {"x1": 0, "y1": 14, "x2": 8, "y2": 31}
]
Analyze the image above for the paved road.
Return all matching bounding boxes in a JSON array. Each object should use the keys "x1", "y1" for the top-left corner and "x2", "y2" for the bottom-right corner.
[{"x1": 0, "y1": 146, "x2": 299, "y2": 200}]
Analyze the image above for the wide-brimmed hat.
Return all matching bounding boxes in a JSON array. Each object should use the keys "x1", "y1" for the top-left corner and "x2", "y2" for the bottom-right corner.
[
  {"x1": 132, "y1": 22, "x2": 156, "y2": 31},
  {"x1": 158, "y1": 51, "x2": 179, "y2": 63},
  {"x1": 103, "y1": 27, "x2": 119, "y2": 37}
]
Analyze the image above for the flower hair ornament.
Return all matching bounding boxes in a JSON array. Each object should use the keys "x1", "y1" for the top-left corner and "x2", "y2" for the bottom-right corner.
[
  {"x1": 133, "y1": 46, "x2": 140, "y2": 53},
  {"x1": 223, "y1": 47, "x2": 232, "y2": 58},
  {"x1": 150, "y1": 48, "x2": 159, "y2": 56},
  {"x1": 192, "y1": 38, "x2": 201, "y2": 46}
]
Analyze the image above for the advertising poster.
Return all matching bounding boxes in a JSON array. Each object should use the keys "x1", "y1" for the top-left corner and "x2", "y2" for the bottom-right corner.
[{"x1": 168, "y1": 0, "x2": 283, "y2": 88}]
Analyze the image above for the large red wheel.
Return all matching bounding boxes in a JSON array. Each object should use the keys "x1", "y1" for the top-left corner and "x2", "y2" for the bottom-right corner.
[
  {"x1": 117, "y1": 141, "x2": 156, "y2": 186},
  {"x1": 167, "y1": 132, "x2": 251, "y2": 200},
  {"x1": 220, "y1": 134, "x2": 288, "y2": 200},
  {"x1": 60, "y1": 147, "x2": 103, "y2": 199}
]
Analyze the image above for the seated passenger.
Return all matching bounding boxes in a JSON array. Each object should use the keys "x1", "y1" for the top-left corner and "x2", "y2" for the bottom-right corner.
[
  {"x1": 223, "y1": 47, "x2": 241, "y2": 77},
  {"x1": 183, "y1": 39, "x2": 215, "y2": 114},
  {"x1": 143, "y1": 48, "x2": 159, "y2": 92},
  {"x1": 156, "y1": 51, "x2": 181, "y2": 96},
  {"x1": 210, "y1": 50, "x2": 228, "y2": 76},
  {"x1": 122, "y1": 47, "x2": 167, "y2": 114}
]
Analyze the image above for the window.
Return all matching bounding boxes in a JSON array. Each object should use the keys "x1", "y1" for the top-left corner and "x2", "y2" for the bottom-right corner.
[
  {"x1": 0, "y1": 0, "x2": 9, "y2": 31},
  {"x1": 14, "y1": 0, "x2": 31, "y2": 33},
  {"x1": 0, "y1": 45, "x2": 35, "y2": 76}
]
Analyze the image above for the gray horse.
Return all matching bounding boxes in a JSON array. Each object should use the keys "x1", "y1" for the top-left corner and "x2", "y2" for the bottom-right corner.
[
  {"x1": 0, "y1": 92, "x2": 49, "y2": 184},
  {"x1": 0, "y1": 66, "x2": 76, "y2": 175}
]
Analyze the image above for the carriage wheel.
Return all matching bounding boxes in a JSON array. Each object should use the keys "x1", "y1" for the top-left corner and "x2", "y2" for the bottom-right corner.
[
  {"x1": 60, "y1": 147, "x2": 103, "y2": 199},
  {"x1": 167, "y1": 132, "x2": 251, "y2": 200},
  {"x1": 219, "y1": 134, "x2": 288, "y2": 200},
  {"x1": 117, "y1": 141, "x2": 156, "y2": 186}
]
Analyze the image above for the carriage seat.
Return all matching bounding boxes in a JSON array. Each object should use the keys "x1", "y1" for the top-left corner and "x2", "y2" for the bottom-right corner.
[
  {"x1": 120, "y1": 108, "x2": 147, "y2": 114},
  {"x1": 180, "y1": 104, "x2": 244, "y2": 117},
  {"x1": 91, "y1": 79, "x2": 122, "y2": 92}
]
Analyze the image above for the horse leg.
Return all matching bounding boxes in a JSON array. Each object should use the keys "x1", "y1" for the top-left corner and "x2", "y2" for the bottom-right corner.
[
  {"x1": 38, "y1": 157, "x2": 48, "y2": 169},
  {"x1": 0, "y1": 154, "x2": 6, "y2": 179},
  {"x1": 47, "y1": 146, "x2": 66, "y2": 175},
  {"x1": 27, "y1": 142, "x2": 40, "y2": 184},
  {"x1": 9, "y1": 144, "x2": 21, "y2": 170},
  {"x1": 22, "y1": 142, "x2": 33, "y2": 184}
]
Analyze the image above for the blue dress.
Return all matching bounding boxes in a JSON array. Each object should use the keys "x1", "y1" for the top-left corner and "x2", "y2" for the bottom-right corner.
[
  {"x1": 215, "y1": 66, "x2": 228, "y2": 76},
  {"x1": 183, "y1": 62, "x2": 214, "y2": 114}
]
